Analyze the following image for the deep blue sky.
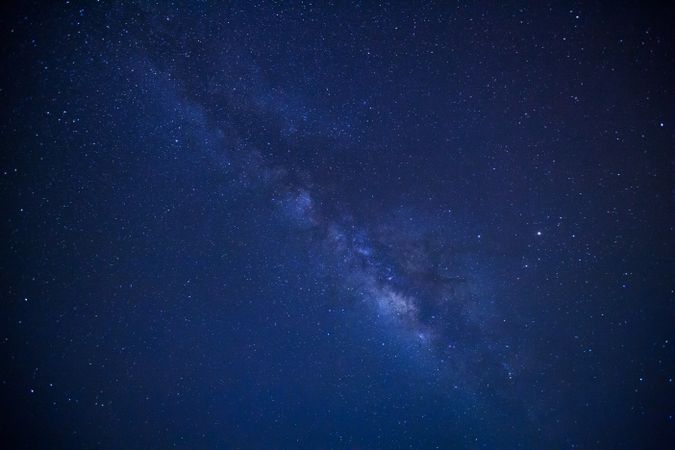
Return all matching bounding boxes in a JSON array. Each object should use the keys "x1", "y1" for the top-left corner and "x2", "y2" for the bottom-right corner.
[{"x1": 1, "y1": 1, "x2": 674, "y2": 448}]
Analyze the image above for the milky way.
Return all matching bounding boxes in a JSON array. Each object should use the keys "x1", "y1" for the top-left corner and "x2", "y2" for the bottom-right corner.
[
  {"x1": 155, "y1": 61, "x2": 506, "y2": 384},
  {"x1": 2, "y1": 2, "x2": 674, "y2": 448}
]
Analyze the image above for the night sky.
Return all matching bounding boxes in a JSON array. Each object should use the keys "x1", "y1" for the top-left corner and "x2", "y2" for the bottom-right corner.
[{"x1": 1, "y1": 1, "x2": 674, "y2": 448}]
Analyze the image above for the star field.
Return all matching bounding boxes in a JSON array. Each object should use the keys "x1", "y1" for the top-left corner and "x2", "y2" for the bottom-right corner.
[{"x1": 1, "y1": 1, "x2": 674, "y2": 448}]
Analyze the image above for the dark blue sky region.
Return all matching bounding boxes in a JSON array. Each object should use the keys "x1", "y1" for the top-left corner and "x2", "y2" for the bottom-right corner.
[{"x1": 1, "y1": 1, "x2": 674, "y2": 448}]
